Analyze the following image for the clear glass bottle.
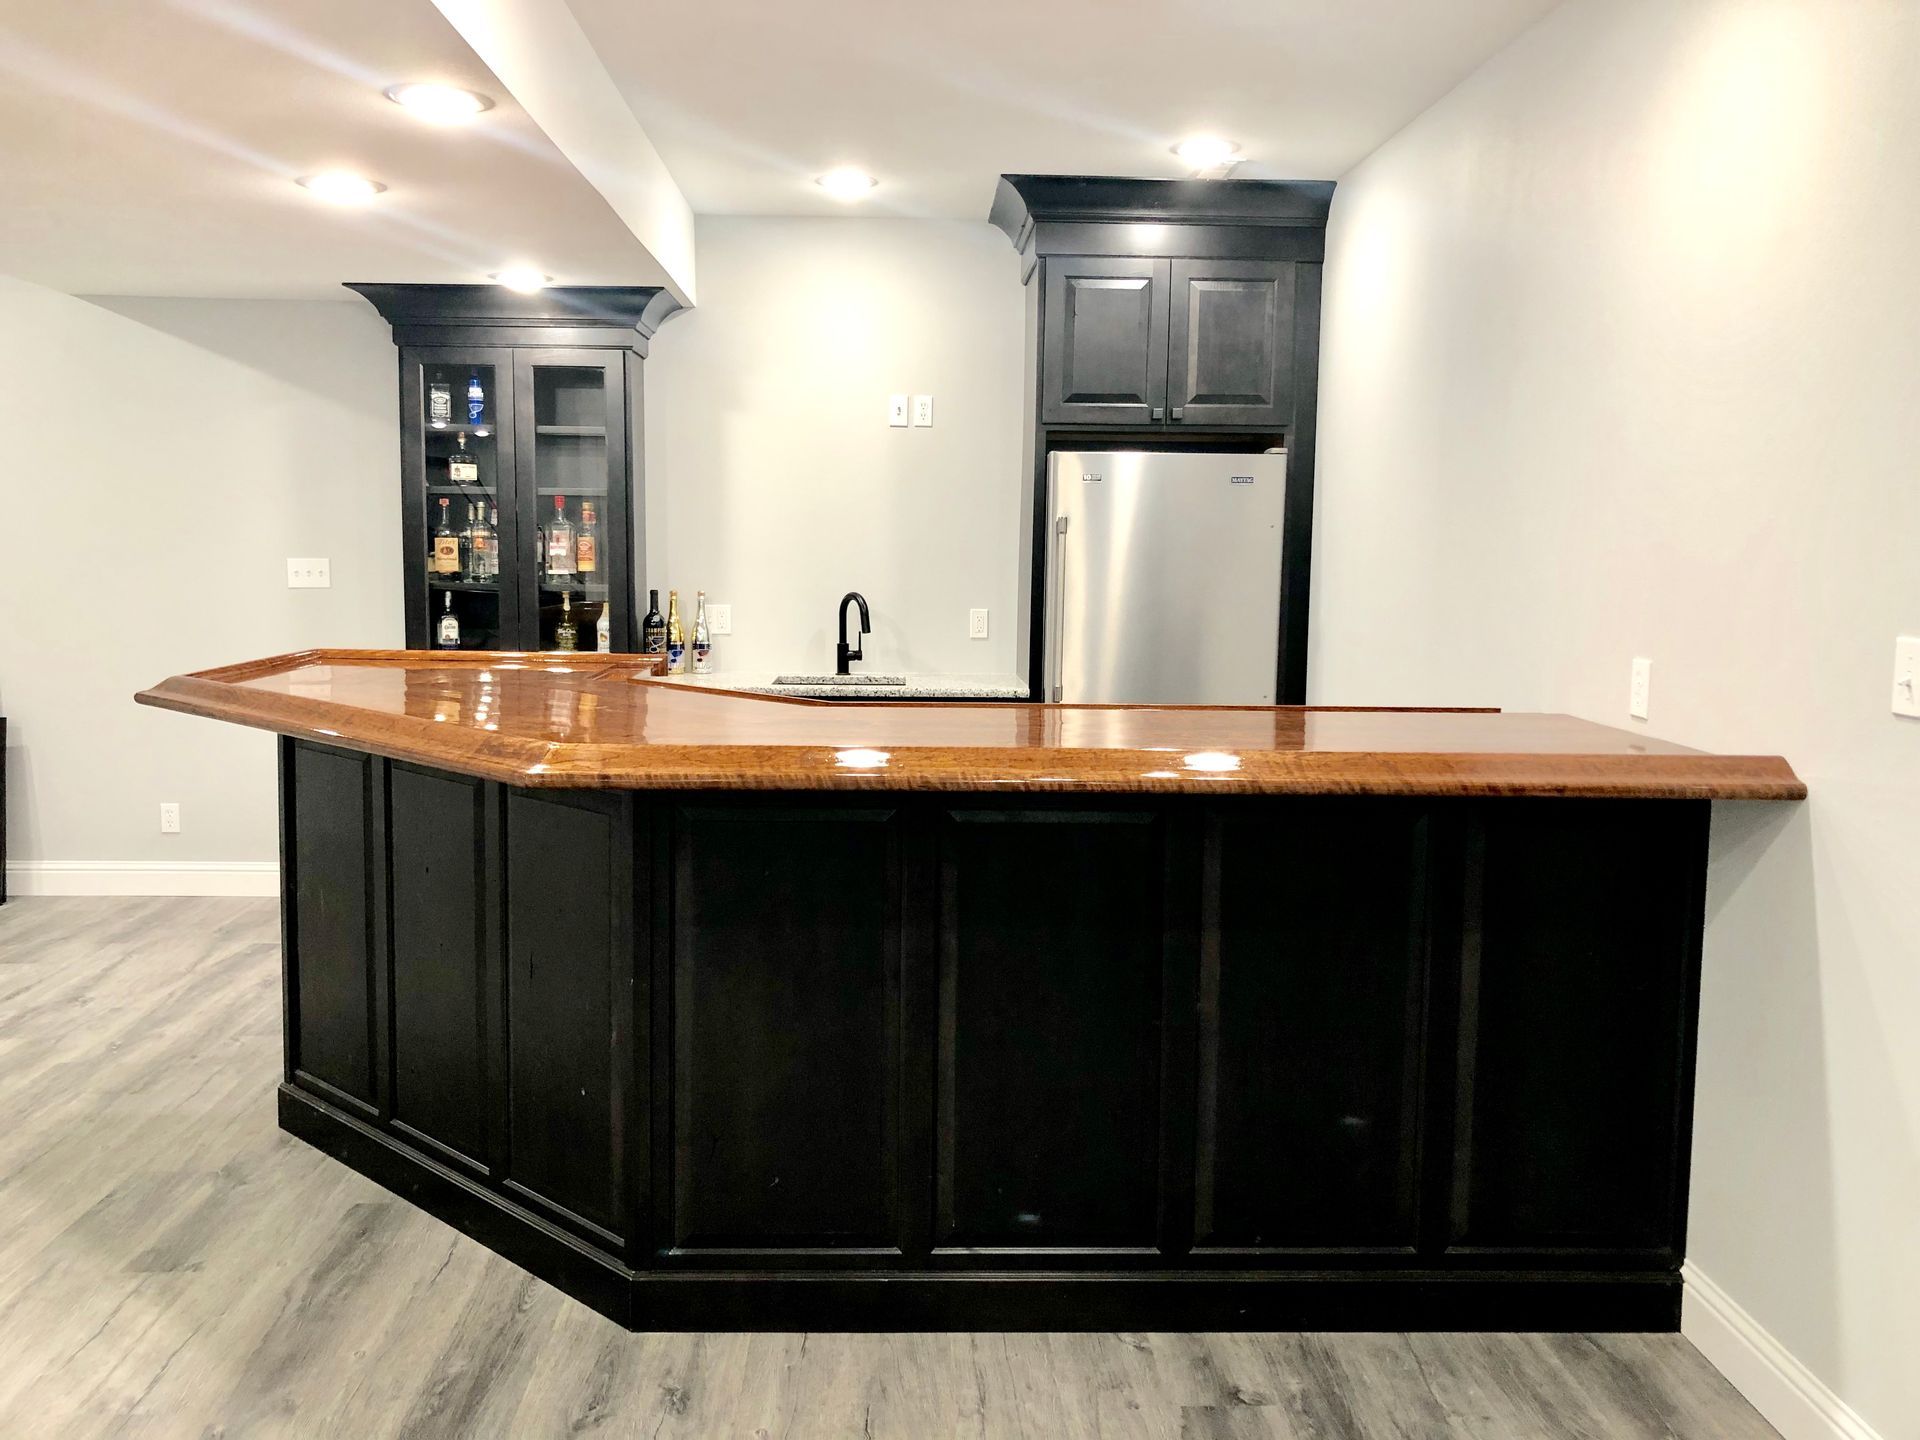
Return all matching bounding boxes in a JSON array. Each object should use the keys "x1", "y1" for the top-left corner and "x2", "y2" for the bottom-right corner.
[
  {"x1": 428, "y1": 379, "x2": 452, "y2": 429},
  {"x1": 666, "y1": 590, "x2": 685, "y2": 673},
  {"x1": 466, "y1": 370, "x2": 485, "y2": 427},
  {"x1": 641, "y1": 590, "x2": 666, "y2": 654},
  {"x1": 576, "y1": 501, "x2": 599, "y2": 576},
  {"x1": 468, "y1": 503, "x2": 495, "y2": 582},
  {"x1": 459, "y1": 502, "x2": 478, "y2": 577},
  {"x1": 546, "y1": 495, "x2": 576, "y2": 577},
  {"x1": 554, "y1": 591, "x2": 578, "y2": 652},
  {"x1": 596, "y1": 602, "x2": 612, "y2": 654},
  {"x1": 432, "y1": 497, "x2": 461, "y2": 575},
  {"x1": 692, "y1": 590, "x2": 713, "y2": 673},
  {"x1": 437, "y1": 591, "x2": 460, "y2": 648},
  {"x1": 448, "y1": 431, "x2": 478, "y2": 486}
]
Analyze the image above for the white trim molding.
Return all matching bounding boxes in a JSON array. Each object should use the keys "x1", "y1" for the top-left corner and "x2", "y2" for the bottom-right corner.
[
  {"x1": 1683, "y1": 1263, "x2": 1884, "y2": 1440},
  {"x1": 5, "y1": 861, "x2": 280, "y2": 897}
]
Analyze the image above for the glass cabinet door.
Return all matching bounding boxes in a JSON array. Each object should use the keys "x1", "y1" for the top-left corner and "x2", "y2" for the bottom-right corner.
[
  {"x1": 514, "y1": 351, "x2": 629, "y2": 654},
  {"x1": 404, "y1": 348, "x2": 518, "y2": 652}
]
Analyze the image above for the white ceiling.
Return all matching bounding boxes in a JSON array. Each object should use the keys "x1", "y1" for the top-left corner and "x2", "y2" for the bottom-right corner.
[
  {"x1": 565, "y1": 0, "x2": 1562, "y2": 217},
  {"x1": 0, "y1": 0, "x2": 668, "y2": 298}
]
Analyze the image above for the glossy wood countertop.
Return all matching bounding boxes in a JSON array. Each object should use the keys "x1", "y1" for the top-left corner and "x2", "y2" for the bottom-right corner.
[{"x1": 135, "y1": 650, "x2": 1807, "y2": 800}]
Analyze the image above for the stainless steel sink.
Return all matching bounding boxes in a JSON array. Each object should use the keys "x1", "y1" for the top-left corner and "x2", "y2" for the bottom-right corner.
[{"x1": 772, "y1": 674, "x2": 906, "y2": 686}]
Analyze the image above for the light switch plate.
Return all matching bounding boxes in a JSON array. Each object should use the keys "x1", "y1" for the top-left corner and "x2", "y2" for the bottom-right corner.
[
  {"x1": 888, "y1": 394, "x2": 908, "y2": 427},
  {"x1": 708, "y1": 603, "x2": 732, "y2": 636},
  {"x1": 968, "y1": 608, "x2": 989, "y2": 639},
  {"x1": 912, "y1": 394, "x2": 934, "y2": 427},
  {"x1": 1629, "y1": 657, "x2": 1652, "y2": 721},
  {"x1": 287, "y1": 558, "x2": 331, "y2": 588},
  {"x1": 1893, "y1": 636, "x2": 1920, "y2": 717}
]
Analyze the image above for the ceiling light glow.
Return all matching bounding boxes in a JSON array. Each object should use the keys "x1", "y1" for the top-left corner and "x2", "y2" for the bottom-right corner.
[
  {"x1": 297, "y1": 171, "x2": 385, "y2": 204},
  {"x1": 384, "y1": 82, "x2": 493, "y2": 123},
  {"x1": 491, "y1": 266, "x2": 552, "y2": 293},
  {"x1": 1172, "y1": 135, "x2": 1241, "y2": 172},
  {"x1": 816, "y1": 167, "x2": 879, "y2": 201}
]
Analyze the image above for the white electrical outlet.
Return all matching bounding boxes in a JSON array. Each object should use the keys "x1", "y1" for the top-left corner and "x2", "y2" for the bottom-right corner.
[
  {"x1": 708, "y1": 603, "x2": 732, "y2": 636},
  {"x1": 159, "y1": 802, "x2": 181, "y2": 834},
  {"x1": 968, "y1": 608, "x2": 989, "y2": 640},
  {"x1": 888, "y1": 394, "x2": 908, "y2": 427},
  {"x1": 287, "y1": 558, "x2": 331, "y2": 588},
  {"x1": 911, "y1": 394, "x2": 934, "y2": 427},
  {"x1": 1628, "y1": 657, "x2": 1652, "y2": 721},
  {"x1": 1893, "y1": 636, "x2": 1920, "y2": 718}
]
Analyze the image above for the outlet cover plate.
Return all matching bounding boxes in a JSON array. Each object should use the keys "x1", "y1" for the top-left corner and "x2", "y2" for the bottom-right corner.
[
  {"x1": 708, "y1": 603, "x2": 732, "y2": 636},
  {"x1": 1629, "y1": 657, "x2": 1652, "y2": 721},
  {"x1": 1894, "y1": 636, "x2": 1920, "y2": 718},
  {"x1": 287, "y1": 558, "x2": 331, "y2": 588},
  {"x1": 968, "y1": 608, "x2": 989, "y2": 639},
  {"x1": 912, "y1": 394, "x2": 934, "y2": 427}
]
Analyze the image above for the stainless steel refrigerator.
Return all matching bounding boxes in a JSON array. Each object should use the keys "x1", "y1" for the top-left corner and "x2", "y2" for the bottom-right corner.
[{"x1": 1042, "y1": 449, "x2": 1288, "y2": 705}]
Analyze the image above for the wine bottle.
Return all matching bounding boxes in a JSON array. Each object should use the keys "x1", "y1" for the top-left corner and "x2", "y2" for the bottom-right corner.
[
  {"x1": 437, "y1": 591, "x2": 460, "y2": 648},
  {"x1": 431, "y1": 497, "x2": 461, "y2": 575},
  {"x1": 546, "y1": 496, "x2": 576, "y2": 577},
  {"x1": 666, "y1": 590, "x2": 685, "y2": 673},
  {"x1": 642, "y1": 590, "x2": 666, "y2": 654},
  {"x1": 576, "y1": 501, "x2": 599, "y2": 574},
  {"x1": 555, "y1": 591, "x2": 578, "y2": 652},
  {"x1": 448, "y1": 431, "x2": 478, "y2": 486},
  {"x1": 596, "y1": 603, "x2": 612, "y2": 654},
  {"x1": 467, "y1": 370, "x2": 485, "y2": 426},
  {"x1": 692, "y1": 591, "x2": 713, "y2": 674}
]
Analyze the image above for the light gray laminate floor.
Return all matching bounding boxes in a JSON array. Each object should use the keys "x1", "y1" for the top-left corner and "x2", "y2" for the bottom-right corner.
[{"x1": 0, "y1": 896, "x2": 1777, "y2": 1440}]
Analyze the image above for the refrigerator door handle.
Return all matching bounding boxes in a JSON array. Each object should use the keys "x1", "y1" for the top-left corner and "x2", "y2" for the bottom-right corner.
[{"x1": 1047, "y1": 515, "x2": 1068, "y2": 702}]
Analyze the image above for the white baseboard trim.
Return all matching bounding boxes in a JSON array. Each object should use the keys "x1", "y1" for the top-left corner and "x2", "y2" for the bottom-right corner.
[
  {"x1": 5, "y1": 861, "x2": 280, "y2": 897},
  {"x1": 1683, "y1": 1262, "x2": 1883, "y2": 1440}
]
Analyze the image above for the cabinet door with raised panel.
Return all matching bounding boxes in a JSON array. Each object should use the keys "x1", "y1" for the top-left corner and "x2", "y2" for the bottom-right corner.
[
  {"x1": 1041, "y1": 257, "x2": 1170, "y2": 425},
  {"x1": 1167, "y1": 259, "x2": 1296, "y2": 427}
]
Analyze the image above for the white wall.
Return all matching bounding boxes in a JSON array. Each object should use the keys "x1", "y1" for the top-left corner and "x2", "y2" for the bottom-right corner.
[
  {"x1": 644, "y1": 217, "x2": 1026, "y2": 676},
  {"x1": 0, "y1": 281, "x2": 398, "y2": 883},
  {"x1": 1315, "y1": 2, "x2": 1920, "y2": 1435}
]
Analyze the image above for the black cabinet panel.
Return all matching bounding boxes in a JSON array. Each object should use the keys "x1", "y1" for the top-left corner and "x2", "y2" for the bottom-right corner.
[
  {"x1": 1167, "y1": 259, "x2": 1296, "y2": 427},
  {"x1": 1041, "y1": 258, "x2": 1169, "y2": 425},
  {"x1": 504, "y1": 789, "x2": 635, "y2": 1243},
  {"x1": 937, "y1": 808, "x2": 1166, "y2": 1247},
  {"x1": 287, "y1": 743, "x2": 378, "y2": 1111},
  {"x1": 1456, "y1": 801, "x2": 1707, "y2": 1253},
  {"x1": 388, "y1": 764, "x2": 496, "y2": 1169},
  {"x1": 669, "y1": 804, "x2": 904, "y2": 1251},
  {"x1": 1197, "y1": 801, "x2": 1428, "y2": 1249}
]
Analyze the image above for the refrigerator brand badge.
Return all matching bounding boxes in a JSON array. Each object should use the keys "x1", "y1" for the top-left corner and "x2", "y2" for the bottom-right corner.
[
  {"x1": 1230, "y1": 475, "x2": 1255, "y2": 484},
  {"x1": 1081, "y1": 472, "x2": 1103, "y2": 483}
]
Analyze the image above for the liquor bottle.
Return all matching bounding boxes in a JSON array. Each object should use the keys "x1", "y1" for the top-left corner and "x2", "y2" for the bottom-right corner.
[
  {"x1": 448, "y1": 431, "x2": 478, "y2": 486},
  {"x1": 692, "y1": 591, "x2": 713, "y2": 673},
  {"x1": 428, "y1": 380, "x2": 452, "y2": 429},
  {"x1": 666, "y1": 590, "x2": 685, "y2": 673},
  {"x1": 576, "y1": 501, "x2": 599, "y2": 575},
  {"x1": 641, "y1": 590, "x2": 667, "y2": 654},
  {"x1": 436, "y1": 591, "x2": 460, "y2": 648},
  {"x1": 595, "y1": 603, "x2": 612, "y2": 653},
  {"x1": 431, "y1": 497, "x2": 461, "y2": 575},
  {"x1": 554, "y1": 592, "x2": 578, "y2": 652},
  {"x1": 468, "y1": 503, "x2": 495, "y2": 581},
  {"x1": 459, "y1": 502, "x2": 478, "y2": 577},
  {"x1": 545, "y1": 495, "x2": 576, "y2": 577},
  {"x1": 467, "y1": 370, "x2": 485, "y2": 427}
]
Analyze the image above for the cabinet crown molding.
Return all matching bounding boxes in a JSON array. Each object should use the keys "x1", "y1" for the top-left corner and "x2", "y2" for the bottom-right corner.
[
  {"x1": 346, "y1": 283, "x2": 683, "y2": 348},
  {"x1": 990, "y1": 175, "x2": 1337, "y2": 255}
]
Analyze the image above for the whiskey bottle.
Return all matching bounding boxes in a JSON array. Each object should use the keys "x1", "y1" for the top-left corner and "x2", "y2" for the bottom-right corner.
[
  {"x1": 596, "y1": 602, "x2": 612, "y2": 653},
  {"x1": 437, "y1": 591, "x2": 460, "y2": 648},
  {"x1": 431, "y1": 497, "x2": 461, "y2": 575},
  {"x1": 641, "y1": 590, "x2": 666, "y2": 653},
  {"x1": 428, "y1": 379, "x2": 452, "y2": 429},
  {"x1": 692, "y1": 591, "x2": 713, "y2": 673},
  {"x1": 467, "y1": 370, "x2": 485, "y2": 427},
  {"x1": 448, "y1": 431, "x2": 478, "y2": 486},
  {"x1": 554, "y1": 592, "x2": 578, "y2": 652},
  {"x1": 576, "y1": 501, "x2": 599, "y2": 575},
  {"x1": 468, "y1": 504, "x2": 496, "y2": 581},
  {"x1": 546, "y1": 495, "x2": 576, "y2": 577},
  {"x1": 666, "y1": 590, "x2": 685, "y2": 673},
  {"x1": 459, "y1": 502, "x2": 478, "y2": 577}
]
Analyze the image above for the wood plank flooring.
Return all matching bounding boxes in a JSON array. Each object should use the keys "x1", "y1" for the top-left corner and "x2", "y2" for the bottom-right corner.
[{"x1": 0, "y1": 896, "x2": 1777, "y2": 1440}]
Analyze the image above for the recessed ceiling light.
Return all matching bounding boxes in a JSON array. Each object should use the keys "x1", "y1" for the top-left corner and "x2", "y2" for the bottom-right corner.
[
  {"x1": 1171, "y1": 135, "x2": 1241, "y2": 172},
  {"x1": 816, "y1": 167, "x2": 879, "y2": 201},
  {"x1": 384, "y1": 82, "x2": 494, "y2": 123},
  {"x1": 490, "y1": 266, "x2": 552, "y2": 293},
  {"x1": 297, "y1": 171, "x2": 385, "y2": 204}
]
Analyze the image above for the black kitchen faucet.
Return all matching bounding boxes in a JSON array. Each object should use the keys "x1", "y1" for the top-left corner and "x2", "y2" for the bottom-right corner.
[{"x1": 836, "y1": 592, "x2": 870, "y2": 675}]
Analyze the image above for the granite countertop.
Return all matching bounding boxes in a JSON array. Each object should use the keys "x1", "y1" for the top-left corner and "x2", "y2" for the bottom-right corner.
[{"x1": 654, "y1": 670, "x2": 1032, "y2": 701}]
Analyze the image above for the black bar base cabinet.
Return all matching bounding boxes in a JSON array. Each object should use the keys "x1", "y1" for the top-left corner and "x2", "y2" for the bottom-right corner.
[{"x1": 275, "y1": 736, "x2": 1710, "y2": 1332}]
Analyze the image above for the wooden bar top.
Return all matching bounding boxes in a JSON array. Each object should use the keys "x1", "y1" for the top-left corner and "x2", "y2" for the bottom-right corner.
[{"x1": 135, "y1": 650, "x2": 1806, "y2": 800}]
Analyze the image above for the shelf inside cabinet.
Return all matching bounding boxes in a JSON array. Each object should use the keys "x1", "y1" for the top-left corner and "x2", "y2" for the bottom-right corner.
[
  {"x1": 427, "y1": 484, "x2": 498, "y2": 497},
  {"x1": 535, "y1": 424, "x2": 605, "y2": 437},
  {"x1": 537, "y1": 578, "x2": 610, "y2": 597},
  {"x1": 427, "y1": 578, "x2": 504, "y2": 594},
  {"x1": 537, "y1": 487, "x2": 608, "y2": 498}
]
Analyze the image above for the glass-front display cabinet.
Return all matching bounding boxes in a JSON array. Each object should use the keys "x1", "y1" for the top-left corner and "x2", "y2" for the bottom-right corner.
[{"x1": 350, "y1": 284, "x2": 680, "y2": 656}]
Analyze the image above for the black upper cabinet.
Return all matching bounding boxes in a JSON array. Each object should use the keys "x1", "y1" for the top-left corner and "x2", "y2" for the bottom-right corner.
[
  {"x1": 1041, "y1": 257, "x2": 1170, "y2": 425},
  {"x1": 350, "y1": 284, "x2": 680, "y2": 655},
  {"x1": 1167, "y1": 258, "x2": 1296, "y2": 427}
]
